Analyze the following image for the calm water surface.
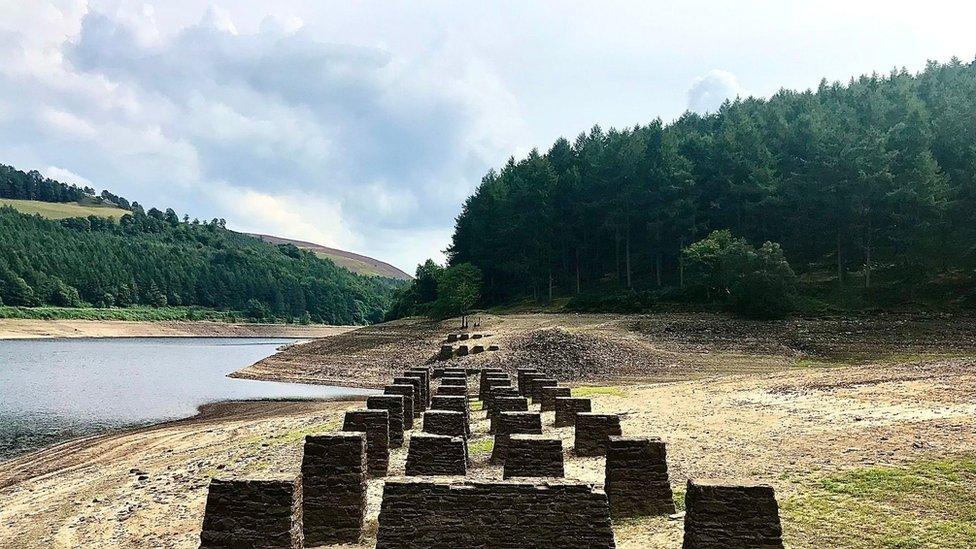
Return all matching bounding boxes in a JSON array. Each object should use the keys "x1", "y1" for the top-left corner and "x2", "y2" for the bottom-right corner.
[{"x1": 0, "y1": 337, "x2": 374, "y2": 460}]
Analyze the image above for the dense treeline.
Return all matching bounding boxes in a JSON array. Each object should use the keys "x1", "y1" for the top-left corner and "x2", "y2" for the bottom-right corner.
[
  {"x1": 0, "y1": 206, "x2": 400, "y2": 324},
  {"x1": 0, "y1": 164, "x2": 134, "y2": 209},
  {"x1": 446, "y1": 58, "x2": 976, "y2": 311}
]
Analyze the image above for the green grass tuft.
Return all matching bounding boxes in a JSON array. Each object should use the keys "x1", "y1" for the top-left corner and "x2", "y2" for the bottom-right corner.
[
  {"x1": 468, "y1": 437, "x2": 494, "y2": 455},
  {"x1": 782, "y1": 457, "x2": 976, "y2": 548},
  {"x1": 571, "y1": 385, "x2": 626, "y2": 397}
]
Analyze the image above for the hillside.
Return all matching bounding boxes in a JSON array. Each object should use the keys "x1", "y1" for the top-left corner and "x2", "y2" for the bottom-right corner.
[
  {"x1": 250, "y1": 233, "x2": 411, "y2": 280},
  {"x1": 0, "y1": 198, "x2": 129, "y2": 220},
  {"x1": 444, "y1": 58, "x2": 976, "y2": 312}
]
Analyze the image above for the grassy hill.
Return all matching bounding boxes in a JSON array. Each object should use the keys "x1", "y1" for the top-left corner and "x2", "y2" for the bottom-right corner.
[
  {"x1": 0, "y1": 198, "x2": 129, "y2": 220},
  {"x1": 250, "y1": 234, "x2": 412, "y2": 280}
]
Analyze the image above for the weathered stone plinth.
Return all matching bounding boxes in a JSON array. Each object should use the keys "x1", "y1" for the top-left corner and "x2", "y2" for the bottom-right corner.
[
  {"x1": 519, "y1": 371, "x2": 545, "y2": 396},
  {"x1": 479, "y1": 374, "x2": 510, "y2": 400},
  {"x1": 530, "y1": 377, "x2": 558, "y2": 403},
  {"x1": 342, "y1": 409, "x2": 389, "y2": 477},
  {"x1": 439, "y1": 376, "x2": 468, "y2": 387},
  {"x1": 404, "y1": 433, "x2": 467, "y2": 476},
  {"x1": 574, "y1": 413, "x2": 622, "y2": 456},
  {"x1": 605, "y1": 436, "x2": 675, "y2": 518},
  {"x1": 516, "y1": 367, "x2": 538, "y2": 394},
  {"x1": 503, "y1": 434, "x2": 564, "y2": 479},
  {"x1": 445, "y1": 366, "x2": 467, "y2": 375},
  {"x1": 554, "y1": 397, "x2": 592, "y2": 427},
  {"x1": 489, "y1": 396, "x2": 529, "y2": 433},
  {"x1": 458, "y1": 333, "x2": 470, "y2": 341},
  {"x1": 403, "y1": 369, "x2": 429, "y2": 407},
  {"x1": 422, "y1": 410, "x2": 467, "y2": 439},
  {"x1": 539, "y1": 386, "x2": 572, "y2": 412},
  {"x1": 430, "y1": 379, "x2": 471, "y2": 437},
  {"x1": 301, "y1": 433, "x2": 366, "y2": 545},
  {"x1": 446, "y1": 333, "x2": 458, "y2": 343},
  {"x1": 367, "y1": 395, "x2": 405, "y2": 448},
  {"x1": 682, "y1": 479, "x2": 784, "y2": 549},
  {"x1": 435, "y1": 385, "x2": 468, "y2": 397},
  {"x1": 491, "y1": 411, "x2": 542, "y2": 464},
  {"x1": 438, "y1": 345, "x2": 453, "y2": 360},
  {"x1": 376, "y1": 479, "x2": 616, "y2": 549},
  {"x1": 200, "y1": 478, "x2": 302, "y2": 548},
  {"x1": 393, "y1": 376, "x2": 424, "y2": 414},
  {"x1": 383, "y1": 385, "x2": 415, "y2": 429},
  {"x1": 484, "y1": 385, "x2": 518, "y2": 416}
]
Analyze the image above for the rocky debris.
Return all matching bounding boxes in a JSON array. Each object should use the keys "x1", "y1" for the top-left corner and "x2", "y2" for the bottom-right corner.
[
  {"x1": 491, "y1": 412, "x2": 543, "y2": 464},
  {"x1": 342, "y1": 410, "x2": 389, "y2": 477},
  {"x1": 199, "y1": 478, "x2": 302, "y2": 549},
  {"x1": 404, "y1": 433, "x2": 467, "y2": 476},
  {"x1": 604, "y1": 437, "x2": 675, "y2": 518},
  {"x1": 301, "y1": 433, "x2": 366, "y2": 545},
  {"x1": 503, "y1": 435, "x2": 564, "y2": 479},
  {"x1": 508, "y1": 328, "x2": 634, "y2": 382},
  {"x1": 376, "y1": 478, "x2": 615, "y2": 549},
  {"x1": 554, "y1": 397, "x2": 592, "y2": 428},
  {"x1": 682, "y1": 479, "x2": 784, "y2": 549},
  {"x1": 540, "y1": 386, "x2": 572, "y2": 412},
  {"x1": 367, "y1": 395, "x2": 405, "y2": 448},
  {"x1": 574, "y1": 413, "x2": 622, "y2": 456}
]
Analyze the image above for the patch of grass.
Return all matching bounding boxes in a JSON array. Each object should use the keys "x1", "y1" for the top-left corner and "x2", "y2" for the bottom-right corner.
[
  {"x1": 469, "y1": 400, "x2": 483, "y2": 411},
  {"x1": 672, "y1": 485, "x2": 686, "y2": 512},
  {"x1": 468, "y1": 437, "x2": 493, "y2": 455},
  {"x1": 0, "y1": 198, "x2": 129, "y2": 220},
  {"x1": 782, "y1": 457, "x2": 976, "y2": 548},
  {"x1": 571, "y1": 385, "x2": 626, "y2": 398},
  {"x1": 241, "y1": 420, "x2": 341, "y2": 447}
]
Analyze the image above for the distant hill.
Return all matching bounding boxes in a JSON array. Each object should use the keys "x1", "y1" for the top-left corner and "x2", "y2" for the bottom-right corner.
[
  {"x1": 250, "y1": 234, "x2": 412, "y2": 280},
  {"x1": 0, "y1": 198, "x2": 129, "y2": 220}
]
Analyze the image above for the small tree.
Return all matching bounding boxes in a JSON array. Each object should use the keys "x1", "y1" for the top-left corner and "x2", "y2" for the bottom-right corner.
[
  {"x1": 243, "y1": 298, "x2": 270, "y2": 321},
  {"x1": 683, "y1": 230, "x2": 797, "y2": 319},
  {"x1": 429, "y1": 263, "x2": 482, "y2": 325}
]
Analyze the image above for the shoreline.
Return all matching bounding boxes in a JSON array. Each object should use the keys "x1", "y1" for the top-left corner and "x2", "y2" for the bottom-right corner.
[
  {"x1": 0, "y1": 319, "x2": 358, "y2": 340},
  {"x1": 0, "y1": 396, "x2": 368, "y2": 488}
]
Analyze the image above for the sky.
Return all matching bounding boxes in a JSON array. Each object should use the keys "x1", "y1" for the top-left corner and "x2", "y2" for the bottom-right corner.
[{"x1": 1, "y1": 1, "x2": 974, "y2": 273}]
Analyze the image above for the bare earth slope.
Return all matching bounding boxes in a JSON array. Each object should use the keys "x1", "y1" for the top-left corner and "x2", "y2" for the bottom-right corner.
[
  {"x1": 0, "y1": 319, "x2": 355, "y2": 340},
  {"x1": 249, "y1": 233, "x2": 411, "y2": 280},
  {"x1": 2, "y1": 313, "x2": 976, "y2": 548}
]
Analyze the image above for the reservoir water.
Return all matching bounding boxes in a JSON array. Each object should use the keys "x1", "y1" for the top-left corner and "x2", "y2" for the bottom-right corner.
[{"x1": 0, "y1": 337, "x2": 375, "y2": 460}]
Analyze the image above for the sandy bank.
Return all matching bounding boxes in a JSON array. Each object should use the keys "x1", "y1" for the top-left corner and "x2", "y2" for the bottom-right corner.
[{"x1": 0, "y1": 319, "x2": 358, "y2": 340}]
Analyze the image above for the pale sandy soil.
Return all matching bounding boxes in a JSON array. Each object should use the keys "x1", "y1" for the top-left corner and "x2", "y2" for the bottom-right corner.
[
  {"x1": 0, "y1": 319, "x2": 356, "y2": 340},
  {"x1": 2, "y1": 313, "x2": 975, "y2": 548}
]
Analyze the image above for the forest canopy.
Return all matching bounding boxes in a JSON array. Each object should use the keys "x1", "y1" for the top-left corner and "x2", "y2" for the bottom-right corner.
[
  {"x1": 0, "y1": 165, "x2": 401, "y2": 324},
  {"x1": 441, "y1": 58, "x2": 976, "y2": 315}
]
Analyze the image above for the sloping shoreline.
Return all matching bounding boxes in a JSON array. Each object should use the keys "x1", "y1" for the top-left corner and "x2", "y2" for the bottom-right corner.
[{"x1": 0, "y1": 319, "x2": 358, "y2": 340}]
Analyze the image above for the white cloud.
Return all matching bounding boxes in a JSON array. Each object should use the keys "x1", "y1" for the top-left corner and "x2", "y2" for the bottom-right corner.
[
  {"x1": 0, "y1": 2, "x2": 523, "y2": 271},
  {"x1": 687, "y1": 69, "x2": 747, "y2": 114},
  {"x1": 42, "y1": 165, "x2": 93, "y2": 188}
]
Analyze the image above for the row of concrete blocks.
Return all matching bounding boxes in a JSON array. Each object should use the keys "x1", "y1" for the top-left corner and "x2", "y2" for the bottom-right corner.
[
  {"x1": 201, "y1": 469, "x2": 783, "y2": 549},
  {"x1": 200, "y1": 364, "x2": 783, "y2": 548},
  {"x1": 438, "y1": 343, "x2": 500, "y2": 359}
]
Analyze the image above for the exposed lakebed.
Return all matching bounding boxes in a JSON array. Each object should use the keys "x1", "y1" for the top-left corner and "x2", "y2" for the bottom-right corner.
[{"x1": 0, "y1": 337, "x2": 376, "y2": 460}]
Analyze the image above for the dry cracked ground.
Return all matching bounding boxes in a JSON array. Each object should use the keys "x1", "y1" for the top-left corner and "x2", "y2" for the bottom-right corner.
[{"x1": 2, "y1": 313, "x2": 975, "y2": 548}]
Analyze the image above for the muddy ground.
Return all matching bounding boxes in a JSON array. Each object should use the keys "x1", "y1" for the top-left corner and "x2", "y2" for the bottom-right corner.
[{"x1": 2, "y1": 313, "x2": 975, "y2": 548}]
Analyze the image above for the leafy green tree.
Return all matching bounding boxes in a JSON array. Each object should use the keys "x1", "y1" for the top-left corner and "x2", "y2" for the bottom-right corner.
[
  {"x1": 429, "y1": 263, "x2": 482, "y2": 323},
  {"x1": 683, "y1": 231, "x2": 797, "y2": 318}
]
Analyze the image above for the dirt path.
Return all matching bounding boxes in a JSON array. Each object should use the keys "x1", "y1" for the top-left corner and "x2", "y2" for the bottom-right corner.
[{"x1": 0, "y1": 319, "x2": 357, "y2": 340}]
